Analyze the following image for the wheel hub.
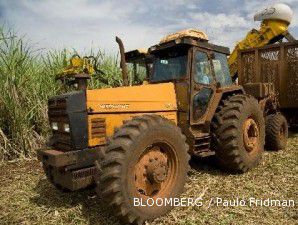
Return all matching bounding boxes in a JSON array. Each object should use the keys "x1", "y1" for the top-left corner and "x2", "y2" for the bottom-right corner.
[
  {"x1": 134, "y1": 146, "x2": 170, "y2": 197},
  {"x1": 243, "y1": 118, "x2": 260, "y2": 153},
  {"x1": 146, "y1": 159, "x2": 168, "y2": 184}
]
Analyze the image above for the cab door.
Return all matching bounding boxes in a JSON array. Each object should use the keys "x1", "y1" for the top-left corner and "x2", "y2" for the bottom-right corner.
[{"x1": 190, "y1": 48, "x2": 216, "y2": 125}]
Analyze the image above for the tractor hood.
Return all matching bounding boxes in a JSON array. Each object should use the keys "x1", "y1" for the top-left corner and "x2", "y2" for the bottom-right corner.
[{"x1": 86, "y1": 82, "x2": 177, "y2": 113}]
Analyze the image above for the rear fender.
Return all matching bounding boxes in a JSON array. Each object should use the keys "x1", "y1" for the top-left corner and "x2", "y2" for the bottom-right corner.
[{"x1": 202, "y1": 85, "x2": 244, "y2": 127}]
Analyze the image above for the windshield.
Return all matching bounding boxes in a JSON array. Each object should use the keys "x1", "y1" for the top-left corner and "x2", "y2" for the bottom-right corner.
[{"x1": 150, "y1": 48, "x2": 188, "y2": 82}]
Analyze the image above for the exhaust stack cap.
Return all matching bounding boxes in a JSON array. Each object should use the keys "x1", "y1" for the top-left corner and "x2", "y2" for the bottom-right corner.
[{"x1": 254, "y1": 3, "x2": 293, "y2": 24}]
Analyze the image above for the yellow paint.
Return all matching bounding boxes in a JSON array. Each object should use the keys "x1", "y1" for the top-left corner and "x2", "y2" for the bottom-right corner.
[
  {"x1": 86, "y1": 82, "x2": 178, "y2": 147},
  {"x1": 229, "y1": 19, "x2": 290, "y2": 79},
  {"x1": 58, "y1": 55, "x2": 96, "y2": 78},
  {"x1": 88, "y1": 112, "x2": 177, "y2": 147},
  {"x1": 86, "y1": 82, "x2": 177, "y2": 113}
]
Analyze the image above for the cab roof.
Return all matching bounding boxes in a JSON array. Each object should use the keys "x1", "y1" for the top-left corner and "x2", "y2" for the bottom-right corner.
[
  {"x1": 148, "y1": 37, "x2": 230, "y2": 55},
  {"x1": 125, "y1": 29, "x2": 230, "y2": 61},
  {"x1": 160, "y1": 29, "x2": 209, "y2": 43},
  {"x1": 125, "y1": 48, "x2": 149, "y2": 63}
]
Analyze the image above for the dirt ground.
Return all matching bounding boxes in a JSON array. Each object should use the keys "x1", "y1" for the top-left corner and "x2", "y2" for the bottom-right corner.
[{"x1": 0, "y1": 133, "x2": 297, "y2": 225}]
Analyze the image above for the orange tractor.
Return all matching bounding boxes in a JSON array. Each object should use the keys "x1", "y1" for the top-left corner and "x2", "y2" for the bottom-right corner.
[{"x1": 38, "y1": 28, "x2": 287, "y2": 224}]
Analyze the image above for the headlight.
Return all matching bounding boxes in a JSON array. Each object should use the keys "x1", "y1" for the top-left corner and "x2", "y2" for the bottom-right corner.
[
  {"x1": 51, "y1": 122, "x2": 58, "y2": 131},
  {"x1": 63, "y1": 123, "x2": 70, "y2": 133}
]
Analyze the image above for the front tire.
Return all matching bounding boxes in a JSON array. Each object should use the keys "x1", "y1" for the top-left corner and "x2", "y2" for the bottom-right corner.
[
  {"x1": 211, "y1": 94, "x2": 265, "y2": 173},
  {"x1": 95, "y1": 115, "x2": 190, "y2": 224}
]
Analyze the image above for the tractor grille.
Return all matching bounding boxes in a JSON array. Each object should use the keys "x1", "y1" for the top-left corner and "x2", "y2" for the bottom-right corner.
[
  {"x1": 48, "y1": 91, "x2": 88, "y2": 151},
  {"x1": 49, "y1": 98, "x2": 67, "y2": 112},
  {"x1": 48, "y1": 98, "x2": 72, "y2": 151},
  {"x1": 91, "y1": 118, "x2": 106, "y2": 139}
]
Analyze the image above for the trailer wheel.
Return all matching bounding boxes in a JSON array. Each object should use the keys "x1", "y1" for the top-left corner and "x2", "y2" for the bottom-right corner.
[
  {"x1": 94, "y1": 114, "x2": 190, "y2": 225},
  {"x1": 211, "y1": 94, "x2": 265, "y2": 173},
  {"x1": 265, "y1": 113, "x2": 288, "y2": 151}
]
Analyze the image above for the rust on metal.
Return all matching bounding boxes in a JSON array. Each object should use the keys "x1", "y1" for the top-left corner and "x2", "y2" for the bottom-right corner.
[
  {"x1": 238, "y1": 41, "x2": 298, "y2": 108},
  {"x1": 238, "y1": 41, "x2": 298, "y2": 125},
  {"x1": 116, "y1": 36, "x2": 129, "y2": 86},
  {"x1": 43, "y1": 163, "x2": 96, "y2": 191},
  {"x1": 134, "y1": 144, "x2": 178, "y2": 198},
  {"x1": 243, "y1": 118, "x2": 260, "y2": 155},
  {"x1": 134, "y1": 146, "x2": 169, "y2": 197}
]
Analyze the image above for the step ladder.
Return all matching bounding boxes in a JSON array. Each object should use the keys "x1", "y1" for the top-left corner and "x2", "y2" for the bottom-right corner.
[{"x1": 192, "y1": 133, "x2": 215, "y2": 157}]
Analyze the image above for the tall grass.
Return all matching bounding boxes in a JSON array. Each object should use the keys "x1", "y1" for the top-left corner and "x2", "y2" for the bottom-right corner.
[{"x1": 0, "y1": 26, "x2": 129, "y2": 161}]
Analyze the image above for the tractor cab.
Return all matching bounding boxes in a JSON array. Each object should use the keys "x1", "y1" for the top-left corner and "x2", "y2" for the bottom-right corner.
[
  {"x1": 148, "y1": 29, "x2": 233, "y2": 86},
  {"x1": 144, "y1": 29, "x2": 241, "y2": 142}
]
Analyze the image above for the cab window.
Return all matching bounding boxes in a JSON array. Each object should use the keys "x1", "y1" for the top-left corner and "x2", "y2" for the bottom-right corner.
[
  {"x1": 127, "y1": 62, "x2": 148, "y2": 85},
  {"x1": 193, "y1": 87, "x2": 213, "y2": 120},
  {"x1": 151, "y1": 48, "x2": 188, "y2": 82},
  {"x1": 212, "y1": 52, "x2": 233, "y2": 87},
  {"x1": 194, "y1": 51, "x2": 213, "y2": 85}
]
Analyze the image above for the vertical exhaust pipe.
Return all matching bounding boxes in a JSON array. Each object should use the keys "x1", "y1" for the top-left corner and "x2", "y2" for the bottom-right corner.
[{"x1": 116, "y1": 36, "x2": 129, "y2": 86}]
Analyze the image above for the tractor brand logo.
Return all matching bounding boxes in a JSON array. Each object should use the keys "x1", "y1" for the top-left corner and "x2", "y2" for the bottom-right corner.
[{"x1": 99, "y1": 104, "x2": 130, "y2": 109}]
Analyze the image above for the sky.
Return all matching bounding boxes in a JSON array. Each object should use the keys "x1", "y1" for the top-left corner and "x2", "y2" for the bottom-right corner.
[{"x1": 0, "y1": 0, "x2": 297, "y2": 54}]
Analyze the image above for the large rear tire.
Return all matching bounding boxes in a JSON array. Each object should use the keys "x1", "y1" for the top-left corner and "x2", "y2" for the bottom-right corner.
[
  {"x1": 265, "y1": 113, "x2": 288, "y2": 151},
  {"x1": 211, "y1": 94, "x2": 265, "y2": 173},
  {"x1": 94, "y1": 114, "x2": 190, "y2": 224}
]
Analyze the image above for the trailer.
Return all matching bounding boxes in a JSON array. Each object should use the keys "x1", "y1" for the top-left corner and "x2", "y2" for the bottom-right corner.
[{"x1": 237, "y1": 40, "x2": 298, "y2": 126}]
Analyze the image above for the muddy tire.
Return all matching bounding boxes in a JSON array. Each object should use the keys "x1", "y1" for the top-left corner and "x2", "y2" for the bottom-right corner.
[
  {"x1": 211, "y1": 94, "x2": 265, "y2": 173},
  {"x1": 265, "y1": 113, "x2": 288, "y2": 151},
  {"x1": 94, "y1": 114, "x2": 190, "y2": 225}
]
